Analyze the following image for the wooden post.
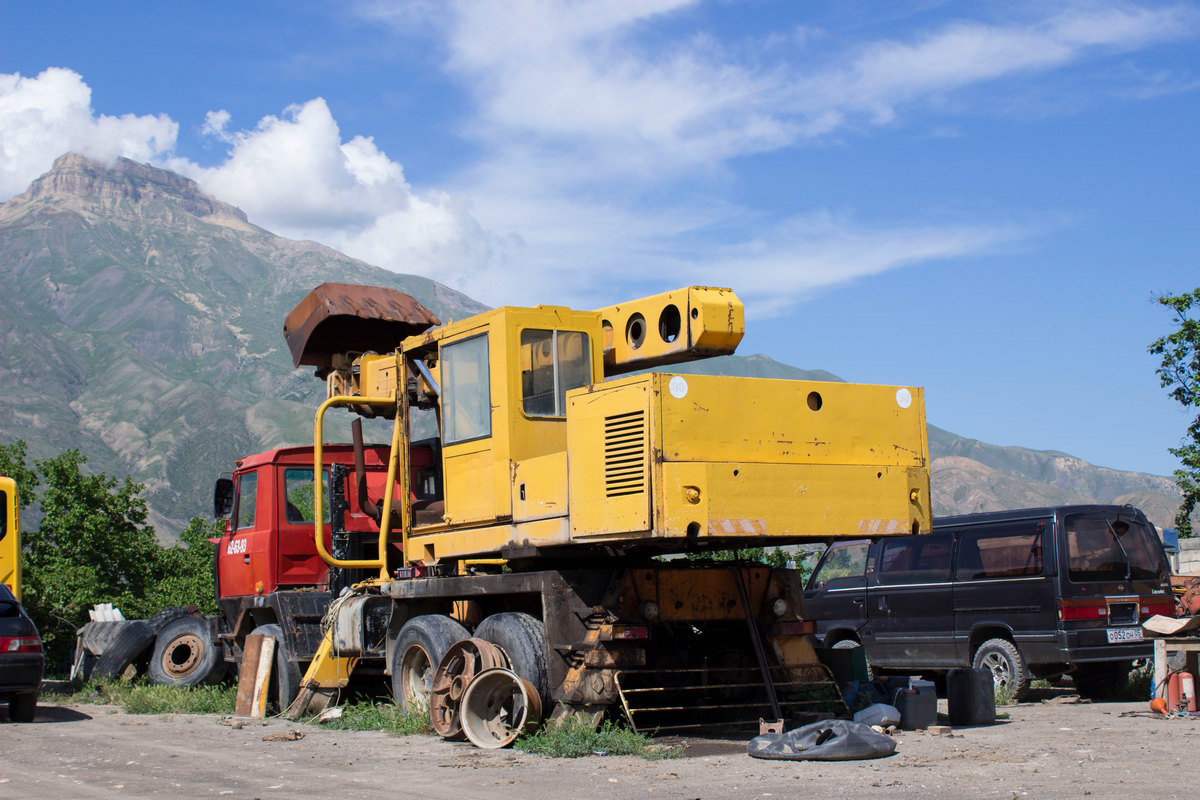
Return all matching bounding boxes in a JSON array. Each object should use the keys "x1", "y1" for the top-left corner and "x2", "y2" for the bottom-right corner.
[{"x1": 235, "y1": 634, "x2": 276, "y2": 718}]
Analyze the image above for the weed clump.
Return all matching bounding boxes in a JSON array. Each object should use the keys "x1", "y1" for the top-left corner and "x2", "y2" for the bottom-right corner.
[{"x1": 515, "y1": 718, "x2": 682, "y2": 760}]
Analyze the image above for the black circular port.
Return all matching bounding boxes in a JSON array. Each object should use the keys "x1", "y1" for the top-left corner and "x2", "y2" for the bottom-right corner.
[
  {"x1": 658, "y1": 304, "x2": 682, "y2": 343},
  {"x1": 626, "y1": 313, "x2": 647, "y2": 350},
  {"x1": 807, "y1": 391, "x2": 823, "y2": 411}
]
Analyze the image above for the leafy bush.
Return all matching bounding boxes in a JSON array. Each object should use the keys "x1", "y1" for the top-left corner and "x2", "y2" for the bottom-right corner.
[{"x1": 2, "y1": 441, "x2": 220, "y2": 667}]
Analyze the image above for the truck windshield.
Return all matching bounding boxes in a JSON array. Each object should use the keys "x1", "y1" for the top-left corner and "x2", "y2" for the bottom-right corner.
[
  {"x1": 235, "y1": 472, "x2": 257, "y2": 531},
  {"x1": 1065, "y1": 513, "x2": 1165, "y2": 582}
]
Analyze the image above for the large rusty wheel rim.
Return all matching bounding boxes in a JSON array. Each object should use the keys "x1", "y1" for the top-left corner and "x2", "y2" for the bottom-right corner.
[
  {"x1": 161, "y1": 633, "x2": 204, "y2": 678},
  {"x1": 460, "y1": 668, "x2": 543, "y2": 749},
  {"x1": 429, "y1": 638, "x2": 510, "y2": 739},
  {"x1": 399, "y1": 643, "x2": 437, "y2": 707}
]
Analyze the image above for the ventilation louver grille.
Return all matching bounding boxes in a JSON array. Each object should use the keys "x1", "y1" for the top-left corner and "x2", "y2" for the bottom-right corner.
[{"x1": 605, "y1": 410, "x2": 647, "y2": 497}]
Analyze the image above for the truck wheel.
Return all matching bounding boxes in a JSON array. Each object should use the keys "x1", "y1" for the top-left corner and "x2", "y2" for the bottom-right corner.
[
  {"x1": 92, "y1": 621, "x2": 156, "y2": 681},
  {"x1": 972, "y1": 638, "x2": 1028, "y2": 702},
  {"x1": 9, "y1": 692, "x2": 37, "y2": 722},
  {"x1": 475, "y1": 612, "x2": 549, "y2": 707},
  {"x1": 147, "y1": 606, "x2": 194, "y2": 632},
  {"x1": 148, "y1": 617, "x2": 224, "y2": 687},
  {"x1": 392, "y1": 615, "x2": 469, "y2": 708},
  {"x1": 252, "y1": 624, "x2": 301, "y2": 713}
]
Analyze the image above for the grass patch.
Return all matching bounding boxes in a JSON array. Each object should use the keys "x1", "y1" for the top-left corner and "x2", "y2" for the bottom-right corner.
[
  {"x1": 322, "y1": 701, "x2": 433, "y2": 736},
  {"x1": 515, "y1": 719, "x2": 683, "y2": 760},
  {"x1": 994, "y1": 682, "x2": 1017, "y2": 707},
  {"x1": 48, "y1": 679, "x2": 236, "y2": 715}
]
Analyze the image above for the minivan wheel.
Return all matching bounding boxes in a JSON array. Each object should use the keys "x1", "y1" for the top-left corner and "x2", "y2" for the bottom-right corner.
[{"x1": 973, "y1": 638, "x2": 1028, "y2": 702}]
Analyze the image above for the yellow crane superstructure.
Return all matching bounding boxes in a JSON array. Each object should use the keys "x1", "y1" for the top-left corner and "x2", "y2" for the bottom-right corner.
[{"x1": 282, "y1": 282, "x2": 930, "y2": 739}]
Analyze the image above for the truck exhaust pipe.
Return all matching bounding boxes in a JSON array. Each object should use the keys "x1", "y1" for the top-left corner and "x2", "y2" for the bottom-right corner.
[{"x1": 352, "y1": 418, "x2": 381, "y2": 523}]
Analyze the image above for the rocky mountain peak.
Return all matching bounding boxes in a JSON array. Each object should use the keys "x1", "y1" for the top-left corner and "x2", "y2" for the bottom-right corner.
[{"x1": 1, "y1": 153, "x2": 256, "y2": 231}]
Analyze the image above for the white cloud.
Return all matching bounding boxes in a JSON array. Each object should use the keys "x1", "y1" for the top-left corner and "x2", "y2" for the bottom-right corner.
[
  {"x1": 169, "y1": 98, "x2": 495, "y2": 289},
  {"x1": 3, "y1": 3, "x2": 1195, "y2": 316},
  {"x1": 367, "y1": 0, "x2": 1198, "y2": 174},
  {"x1": 804, "y1": 3, "x2": 1198, "y2": 118},
  {"x1": 0, "y1": 67, "x2": 177, "y2": 198}
]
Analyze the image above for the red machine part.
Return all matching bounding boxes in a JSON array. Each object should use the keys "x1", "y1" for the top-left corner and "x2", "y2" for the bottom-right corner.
[
  {"x1": 1173, "y1": 575, "x2": 1200, "y2": 617},
  {"x1": 1167, "y1": 670, "x2": 1198, "y2": 713}
]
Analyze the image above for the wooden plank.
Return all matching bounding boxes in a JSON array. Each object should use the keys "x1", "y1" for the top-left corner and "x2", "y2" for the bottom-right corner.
[
  {"x1": 235, "y1": 634, "x2": 264, "y2": 717},
  {"x1": 252, "y1": 636, "x2": 276, "y2": 718}
]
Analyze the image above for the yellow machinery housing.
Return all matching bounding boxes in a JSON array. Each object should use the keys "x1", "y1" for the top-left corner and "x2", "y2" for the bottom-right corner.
[
  {"x1": 285, "y1": 282, "x2": 932, "y2": 730},
  {"x1": 307, "y1": 284, "x2": 929, "y2": 567},
  {"x1": 0, "y1": 476, "x2": 19, "y2": 600}
]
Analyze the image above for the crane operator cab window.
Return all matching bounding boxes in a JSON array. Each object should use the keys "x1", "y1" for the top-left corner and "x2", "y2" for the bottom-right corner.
[
  {"x1": 441, "y1": 335, "x2": 491, "y2": 444},
  {"x1": 521, "y1": 330, "x2": 591, "y2": 417}
]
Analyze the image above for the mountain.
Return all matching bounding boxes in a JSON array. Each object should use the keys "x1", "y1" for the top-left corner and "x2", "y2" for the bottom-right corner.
[
  {"x1": 0, "y1": 153, "x2": 485, "y2": 534},
  {"x1": 0, "y1": 154, "x2": 1186, "y2": 534}
]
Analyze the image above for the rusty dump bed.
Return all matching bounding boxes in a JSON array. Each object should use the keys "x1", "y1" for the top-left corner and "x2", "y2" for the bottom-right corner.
[{"x1": 284, "y1": 283, "x2": 441, "y2": 376}]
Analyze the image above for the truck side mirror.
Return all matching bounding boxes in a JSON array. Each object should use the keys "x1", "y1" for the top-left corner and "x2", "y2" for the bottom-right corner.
[{"x1": 214, "y1": 478, "x2": 234, "y2": 520}]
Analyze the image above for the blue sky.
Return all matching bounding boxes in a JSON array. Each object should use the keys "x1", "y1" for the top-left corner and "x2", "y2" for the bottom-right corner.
[{"x1": 2, "y1": 1, "x2": 1197, "y2": 477}]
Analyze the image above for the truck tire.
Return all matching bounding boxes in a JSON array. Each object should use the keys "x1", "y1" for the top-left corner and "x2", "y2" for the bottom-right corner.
[
  {"x1": 474, "y1": 612, "x2": 549, "y2": 707},
  {"x1": 972, "y1": 638, "x2": 1028, "y2": 702},
  {"x1": 148, "y1": 617, "x2": 225, "y2": 687},
  {"x1": 92, "y1": 621, "x2": 156, "y2": 681},
  {"x1": 147, "y1": 605, "x2": 194, "y2": 632},
  {"x1": 392, "y1": 615, "x2": 469, "y2": 708},
  {"x1": 8, "y1": 691, "x2": 37, "y2": 722},
  {"x1": 252, "y1": 624, "x2": 301, "y2": 714}
]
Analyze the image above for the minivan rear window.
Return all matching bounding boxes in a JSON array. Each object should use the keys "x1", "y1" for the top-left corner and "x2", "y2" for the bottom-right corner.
[
  {"x1": 955, "y1": 525, "x2": 1044, "y2": 580},
  {"x1": 1065, "y1": 513, "x2": 1164, "y2": 582}
]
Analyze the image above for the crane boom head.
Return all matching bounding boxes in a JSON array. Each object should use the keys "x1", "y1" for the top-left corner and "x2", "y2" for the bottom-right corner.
[{"x1": 284, "y1": 282, "x2": 440, "y2": 378}]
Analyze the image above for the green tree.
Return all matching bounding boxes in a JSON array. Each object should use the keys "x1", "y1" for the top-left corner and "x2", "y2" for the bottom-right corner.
[
  {"x1": 1149, "y1": 288, "x2": 1200, "y2": 537},
  {"x1": 684, "y1": 546, "x2": 814, "y2": 582},
  {"x1": 148, "y1": 516, "x2": 221, "y2": 615},
  {"x1": 23, "y1": 450, "x2": 165, "y2": 655},
  {"x1": 0, "y1": 439, "x2": 39, "y2": 512}
]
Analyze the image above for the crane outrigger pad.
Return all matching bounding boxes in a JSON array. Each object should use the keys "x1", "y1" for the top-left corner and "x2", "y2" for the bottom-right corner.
[{"x1": 284, "y1": 283, "x2": 441, "y2": 376}]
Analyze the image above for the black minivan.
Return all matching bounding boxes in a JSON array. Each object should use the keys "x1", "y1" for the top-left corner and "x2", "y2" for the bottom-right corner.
[{"x1": 803, "y1": 505, "x2": 1175, "y2": 699}]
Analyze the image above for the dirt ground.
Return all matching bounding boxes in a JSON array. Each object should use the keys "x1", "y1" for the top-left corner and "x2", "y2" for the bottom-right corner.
[{"x1": 3, "y1": 690, "x2": 1198, "y2": 800}]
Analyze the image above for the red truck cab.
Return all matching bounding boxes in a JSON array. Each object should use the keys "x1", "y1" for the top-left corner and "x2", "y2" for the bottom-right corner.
[{"x1": 216, "y1": 443, "x2": 437, "y2": 598}]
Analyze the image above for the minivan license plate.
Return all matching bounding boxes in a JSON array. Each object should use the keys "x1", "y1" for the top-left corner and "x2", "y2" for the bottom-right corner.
[{"x1": 1106, "y1": 627, "x2": 1143, "y2": 643}]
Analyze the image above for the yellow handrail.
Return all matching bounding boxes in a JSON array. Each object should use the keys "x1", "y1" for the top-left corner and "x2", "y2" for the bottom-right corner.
[{"x1": 312, "y1": 395, "x2": 402, "y2": 578}]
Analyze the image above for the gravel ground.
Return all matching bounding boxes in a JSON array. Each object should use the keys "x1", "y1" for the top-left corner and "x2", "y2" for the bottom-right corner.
[{"x1": 2, "y1": 693, "x2": 1198, "y2": 800}]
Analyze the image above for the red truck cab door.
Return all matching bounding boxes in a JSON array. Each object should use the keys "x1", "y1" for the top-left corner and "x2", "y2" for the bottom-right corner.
[
  {"x1": 217, "y1": 468, "x2": 274, "y2": 597},
  {"x1": 276, "y1": 466, "x2": 332, "y2": 587}
]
